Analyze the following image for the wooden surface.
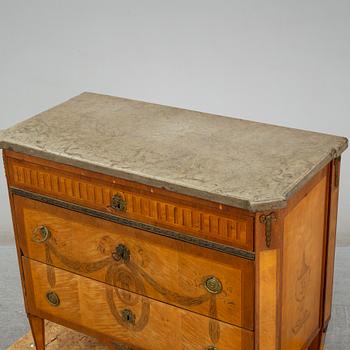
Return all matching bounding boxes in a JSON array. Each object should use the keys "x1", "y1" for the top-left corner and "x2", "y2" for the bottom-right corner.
[
  {"x1": 13, "y1": 195, "x2": 254, "y2": 329},
  {"x1": 27, "y1": 315, "x2": 45, "y2": 350},
  {"x1": 6, "y1": 151, "x2": 254, "y2": 250},
  {"x1": 23, "y1": 258, "x2": 254, "y2": 350},
  {"x1": 3, "y1": 150, "x2": 342, "y2": 350},
  {"x1": 281, "y1": 171, "x2": 328, "y2": 349},
  {"x1": 253, "y1": 165, "x2": 332, "y2": 350},
  {"x1": 258, "y1": 249, "x2": 278, "y2": 350},
  {"x1": 254, "y1": 209, "x2": 284, "y2": 350},
  {"x1": 0, "y1": 92, "x2": 347, "y2": 211},
  {"x1": 7, "y1": 246, "x2": 349, "y2": 350}
]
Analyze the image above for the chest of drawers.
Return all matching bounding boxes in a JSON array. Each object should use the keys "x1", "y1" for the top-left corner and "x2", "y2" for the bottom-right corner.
[{"x1": 0, "y1": 93, "x2": 347, "y2": 350}]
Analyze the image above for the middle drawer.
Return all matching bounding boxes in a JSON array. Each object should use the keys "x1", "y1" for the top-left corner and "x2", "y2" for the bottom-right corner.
[{"x1": 13, "y1": 195, "x2": 254, "y2": 330}]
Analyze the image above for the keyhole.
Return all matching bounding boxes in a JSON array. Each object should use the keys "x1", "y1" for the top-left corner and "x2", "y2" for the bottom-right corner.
[
  {"x1": 111, "y1": 194, "x2": 126, "y2": 211},
  {"x1": 121, "y1": 309, "x2": 135, "y2": 324}
]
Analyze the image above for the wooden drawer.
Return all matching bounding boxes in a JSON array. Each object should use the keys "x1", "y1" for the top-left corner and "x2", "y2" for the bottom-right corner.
[
  {"x1": 14, "y1": 195, "x2": 254, "y2": 329},
  {"x1": 6, "y1": 151, "x2": 254, "y2": 251},
  {"x1": 23, "y1": 258, "x2": 254, "y2": 350}
]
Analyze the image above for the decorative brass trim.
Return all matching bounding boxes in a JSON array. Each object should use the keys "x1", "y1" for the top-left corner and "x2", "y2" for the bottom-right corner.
[
  {"x1": 10, "y1": 187, "x2": 255, "y2": 260},
  {"x1": 32, "y1": 225, "x2": 51, "y2": 243},
  {"x1": 204, "y1": 276, "x2": 222, "y2": 294},
  {"x1": 259, "y1": 212, "x2": 277, "y2": 248},
  {"x1": 46, "y1": 291, "x2": 60, "y2": 307}
]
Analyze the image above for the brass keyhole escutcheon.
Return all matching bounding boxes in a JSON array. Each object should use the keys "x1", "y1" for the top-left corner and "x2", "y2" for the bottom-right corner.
[
  {"x1": 46, "y1": 291, "x2": 60, "y2": 307},
  {"x1": 204, "y1": 276, "x2": 222, "y2": 294},
  {"x1": 32, "y1": 225, "x2": 51, "y2": 243},
  {"x1": 111, "y1": 194, "x2": 127, "y2": 212},
  {"x1": 121, "y1": 309, "x2": 135, "y2": 325},
  {"x1": 112, "y1": 244, "x2": 130, "y2": 263}
]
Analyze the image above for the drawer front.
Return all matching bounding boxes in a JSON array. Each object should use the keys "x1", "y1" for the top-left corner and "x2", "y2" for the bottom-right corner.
[
  {"x1": 14, "y1": 195, "x2": 254, "y2": 329},
  {"x1": 23, "y1": 258, "x2": 254, "y2": 350},
  {"x1": 6, "y1": 152, "x2": 254, "y2": 251}
]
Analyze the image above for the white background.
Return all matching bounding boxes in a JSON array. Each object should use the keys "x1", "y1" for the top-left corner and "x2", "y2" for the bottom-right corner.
[{"x1": 0, "y1": 0, "x2": 349, "y2": 243}]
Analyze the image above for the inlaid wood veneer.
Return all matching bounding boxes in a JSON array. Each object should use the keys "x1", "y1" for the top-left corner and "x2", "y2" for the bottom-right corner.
[
  {"x1": 23, "y1": 258, "x2": 254, "y2": 350},
  {"x1": 13, "y1": 195, "x2": 254, "y2": 329},
  {"x1": 6, "y1": 151, "x2": 254, "y2": 251}
]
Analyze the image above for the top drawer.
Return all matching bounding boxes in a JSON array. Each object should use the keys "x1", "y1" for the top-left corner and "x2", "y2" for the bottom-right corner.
[{"x1": 5, "y1": 151, "x2": 254, "y2": 252}]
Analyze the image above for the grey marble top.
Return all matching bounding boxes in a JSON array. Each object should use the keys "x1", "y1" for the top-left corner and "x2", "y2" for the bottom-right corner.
[{"x1": 0, "y1": 92, "x2": 347, "y2": 211}]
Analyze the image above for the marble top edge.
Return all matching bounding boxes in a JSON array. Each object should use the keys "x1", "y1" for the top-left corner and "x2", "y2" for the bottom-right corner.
[
  {"x1": 0, "y1": 140, "x2": 258, "y2": 210},
  {"x1": 0, "y1": 92, "x2": 348, "y2": 212}
]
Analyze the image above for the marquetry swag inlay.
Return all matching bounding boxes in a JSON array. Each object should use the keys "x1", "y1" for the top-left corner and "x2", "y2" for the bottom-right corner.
[{"x1": 37, "y1": 231, "x2": 221, "y2": 333}]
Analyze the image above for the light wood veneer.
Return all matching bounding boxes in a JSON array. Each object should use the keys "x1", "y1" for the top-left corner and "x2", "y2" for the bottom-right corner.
[
  {"x1": 13, "y1": 195, "x2": 254, "y2": 329},
  {"x1": 23, "y1": 258, "x2": 254, "y2": 350}
]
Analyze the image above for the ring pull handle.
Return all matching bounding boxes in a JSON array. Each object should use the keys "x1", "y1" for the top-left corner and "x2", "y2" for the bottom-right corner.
[
  {"x1": 110, "y1": 193, "x2": 127, "y2": 212},
  {"x1": 204, "y1": 276, "x2": 222, "y2": 294},
  {"x1": 112, "y1": 244, "x2": 130, "y2": 263},
  {"x1": 121, "y1": 309, "x2": 135, "y2": 325},
  {"x1": 46, "y1": 291, "x2": 60, "y2": 307},
  {"x1": 32, "y1": 225, "x2": 51, "y2": 243}
]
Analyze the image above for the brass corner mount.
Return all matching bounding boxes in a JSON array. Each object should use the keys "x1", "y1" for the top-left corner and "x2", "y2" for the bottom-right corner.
[{"x1": 259, "y1": 212, "x2": 277, "y2": 248}]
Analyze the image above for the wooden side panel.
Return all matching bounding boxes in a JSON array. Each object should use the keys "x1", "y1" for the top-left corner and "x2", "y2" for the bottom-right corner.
[
  {"x1": 281, "y1": 174, "x2": 328, "y2": 349},
  {"x1": 5, "y1": 151, "x2": 254, "y2": 250},
  {"x1": 323, "y1": 157, "x2": 341, "y2": 326},
  {"x1": 23, "y1": 258, "x2": 254, "y2": 350},
  {"x1": 13, "y1": 195, "x2": 254, "y2": 329}
]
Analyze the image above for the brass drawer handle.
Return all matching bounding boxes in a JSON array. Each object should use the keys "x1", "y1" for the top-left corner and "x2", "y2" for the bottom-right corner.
[
  {"x1": 32, "y1": 225, "x2": 51, "y2": 243},
  {"x1": 46, "y1": 291, "x2": 60, "y2": 307},
  {"x1": 205, "y1": 347, "x2": 217, "y2": 350},
  {"x1": 112, "y1": 244, "x2": 130, "y2": 263},
  {"x1": 111, "y1": 193, "x2": 127, "y2": 212},
  {"x1": 121, "y1": 309, "x2": 135, "y2": 324},
  {"x1": 204, "y1": 276, "x2": 222, "y2": 294}
]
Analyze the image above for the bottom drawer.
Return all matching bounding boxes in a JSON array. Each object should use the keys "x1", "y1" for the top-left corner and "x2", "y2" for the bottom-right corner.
[{"x1": 23, "y1": 258, "x2": 254, "y2": 350}]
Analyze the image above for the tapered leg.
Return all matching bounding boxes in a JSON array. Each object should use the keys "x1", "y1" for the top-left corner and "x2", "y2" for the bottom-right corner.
[
  {"x1": 308, "y1": 329, "x2": 326, "y2": 350},
  {"x1": 28, "y1": 314, "x2": 45, "y2": 350}
]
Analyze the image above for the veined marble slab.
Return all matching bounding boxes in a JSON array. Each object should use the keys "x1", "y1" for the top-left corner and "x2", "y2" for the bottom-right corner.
[{"x1": 0, "y1": 92, "x2": 347, "y2": 211}]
